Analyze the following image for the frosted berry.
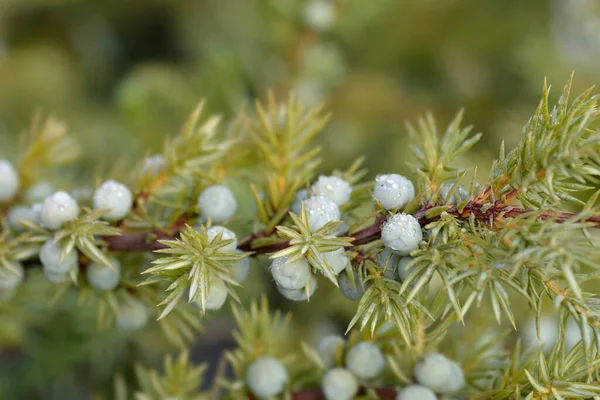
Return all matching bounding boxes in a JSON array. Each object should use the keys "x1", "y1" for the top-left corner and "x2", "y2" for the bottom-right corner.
[
  {"x1": 338, "y1": 270, "x2": 369, "y2": 301},
  {"x1": 7, "y1": 205, "x2": 38, "y2": 231},
  {"x1": 303, "y1": 195, "x2": 340, "y2": 233},
  {"x1": 246, "y1": 357, "x2": 288, "y2": 399},
  {"x1": 440, "y1": 183, "x2": 469, "y2": 204},
  {"x1": 93, "y1": 180, "x2": 133, "y2": 221},
  {"x1": 373, "y1": 174, "x2": 415, "y2": 210},
  {"x1": 197, "y1": 184, "x2": 237, "y2": 222},
  {"x1": 381, "y1": 213, "x2": 422, "y2": 255},
  {"x1": 304, "y1": 1, "x2": 336, "y2": 31},
  {"x1": 44, "y1": 269, "x2": 72, "y2": 284},
  {"x1": 142, "y1": 154, "x2": 165, "y2": 175},
  {"x1": 231, "y1": 252, "x2": 251, "y2": 283},
  {"x1": 193, "y1": 277, "x2": 229, "y2": 311},
  {"x1": 291, "y1": 189, "x2": 309, "y2": 215},
  {"x1": 206, "y1": 225, "x2": 238, "y2": 253},
  {"x1": 277, "y1": 275, "x2": 317, "y2": 301},
  {"x1": 318, "y1": 334, "x2": 346, "y2": 368},
  {"x1": 414, "y1": 352, "x2": 465, "y2": 393},
  {"x1": 271, "y1": 256, "x2": 311, "y2": 290},
  {"x1": 345, "y1": 341, "x2": 385, "y2": 380},
  {"x1": 322, "y1": 248, "x2": 349, "y2": 275},
  {"x1": 0, "y1": 263, "x2": 24, "y2": 291},
  {"x1": 86, "y1": 258, "x2": 121, "y2": 291},
  {"x1": 521, "y1": 315, "x2": 558, "y2": 353},
  {"x1": 396, "y1": 385, "x2": 437, "y2": 400},
  {"x1": 322, "y1": 368, "x2": 359, "y2": 400},
  {"x1": 116, "y1": 297, "x2": 149, "y2": 331},
  {"x1": 40, "y1": 191, "x2": 80, "y2": 230},
  {"x1": 25, "y1": 181, "x2": 54, "y2": 202},
  {"x1": 0, "y1": 160, "x2": 19, "y2": 202},
  {"x1": 39, "y1": 239, "x2": 79, "y2": 274},
  {"x1": 311, "y1": 175, "x2": 352, "y2": 206},
  {"x1": 396, "y1": 256, "x2": 416, "y2": 281}
]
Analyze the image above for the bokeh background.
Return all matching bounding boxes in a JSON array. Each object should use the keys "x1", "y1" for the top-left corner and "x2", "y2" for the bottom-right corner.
[{"x1": 1, "y1": 0, "x2": 600, "y2": 398}]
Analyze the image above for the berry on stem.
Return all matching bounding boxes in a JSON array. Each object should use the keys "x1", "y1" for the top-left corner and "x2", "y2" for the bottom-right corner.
[
  {"x1": 116, "y1": 297, "x2": 149, "y2": 331},
  {"x1": 396, "y1": 385, "x2": 437, "y2": 400},
  {"x1": 318, "y1": 334, "x2": 346, "y2": 368},
  {"x1": 322, "y1": 368, "x2": 359, "y2": 400},
  {"x1": 322, "y1": 248, "x2": 349, "y2": 275},
  {"x1": 311, "y1": 175, "x2": 352, "y2": 206},
  {"x1": 345, "y1": 341, "x2": 385, "y2": 380},
  {"x1": 414, "y1": 352, "x2": 465, "y2": 394},
  {"x1": 271, "y1": 256, "x2": 311, "y2": 290},
  {"x1": 39, "y1": 191, "x2": 80, "y2": 230},
  {"x1": 231, "y1": 251, "x2": 251, "y2": 283},
  {"x1": 373, "y1": 174, "x2": 415, "y2": 210},
  {"x1": 39, "y1": 239, "x2": 79, "y2": 274},
  {"x1": 303, "y1": 195, "x2": 340, "y2": 233},
  {"x1": 86, "y1": 258, "x2": 121, "y2": 291},
  {"x1": 277, "y1": 275, "x2": 317, "y2": 301},
  {"x1": 291, "y1": 189, "x2": 309, "y2": 215},
  {"x1": 245, "y1": 357, "x2": 288, "y2": 399},
  {"x1": 197, "y1": 184, "x2": 237, "y2": 223},
  {"x1": 0, "y1": 160, "x2": 19, "y2": 202},
  {"x1": 93, "y1": 180, "x2": 133, "y2": 221},
  {"x1": 25, "y1": 181, "x2": 54, "y2": 203},
  {"x1": 0, "y1": 263, "x2": 24, "y2": 291},
  {"x1": 205, "y1": 225, "x2": 237, "y2": 253},
  {"x1": 440, "y1": 183, "x2": 469, "y2": 205},
  {"x1": 7, "y1": 205, "x2": 39, "y2": 231},
  {"x1": 338, "y1": 270, "x2": 369, "y2": 301},
  {"x1": 193, "y1": 277, "x2": 229, "y2": 311},
  {"x1": 381, "y1": 213, "x2": 423, "y2": 255}
]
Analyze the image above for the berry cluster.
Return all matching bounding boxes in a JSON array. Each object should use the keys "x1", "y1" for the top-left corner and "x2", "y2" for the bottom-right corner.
[{"x1": 318, "y1": 335, "x2": 386, "y2": 400}]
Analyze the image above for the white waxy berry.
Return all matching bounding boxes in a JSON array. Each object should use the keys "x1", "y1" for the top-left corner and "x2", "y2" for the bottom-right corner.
[
  {"x1": 246, "y1": 357, "x2": 288, "y2": 399},
  {"x1": 116, "y1": 297, "x2": 149, "y2": 331},
  {"x1": 0, "y1": 263, "x2": 24, "y2": 291},
  {"x1": 93, "y1": 180, "x2": 133, "y2": 221},
  {"x1": 373, "y1": 174, "x2": 414, "y2": 210},
  {"x1": 318, "y1": 334, "x2": 346, "y2": 368},
  {"x1": 86, "y1": 258, "x2": 121, "y2": 291},
  {"x1": 205, "y1": 278, "x2": 228, "y2": 311},
  {"x1": 521, "y1": 316, "x2": 558, "y2": 353},
  {"x1": 39, "y1": 239, "x2": 79, "y2": 274},
  {"x1": 271, "y1": 256, "x2": 311, "y2": 290},
  {"x1": 0, "y1": 160, "x2": 19, "y2": 202},
  {"x1": 7, "y1": 205, "x2": 38, "y2": 231},
  {"x1": 206, "y1": 225, "x2": 238, "y2": 253},
  {"x1": 338, "y1": 270, "x2": 369, "y2": 301},
  {"x1": 303, "y1": 195, "x2": 340, "y2": 233},
  {"x1": 197, "y1": 184, "x2": 237, "y2": 223},
  {"x1": 396, "y1": 385, "x2": 437, "y2": 400},
  {"x1": 304, "y1": 1, "x2": 336, "y2": 31},
  {"x1": 322, "y1": 368, "x2": 359, "y2": 400},
  {"x1": 277, "y1": 275, "x2": 317, "y2": 301},
  {"x1": 440, "y1": 183, "x2": 469, "y2": 205},
  {"x1": 193, "y1": 277, "x2": 229, "y2": 311},
  {"x1": 231, "y1": 251, "x2": 251, "y2": 283},
  {"x1": 25, "y1": 181, "x2": 54, "y2": 202},
  {"x1": 291, "y1": 189, "x2": 309, "y2": 215},
  {"x1": 322, "y1": 248, "x2": 349, "y2": 275},
  {"x1": 397, "y1": 256, "x2": 416, "y2": 281},
  {"x1": 40, "y1": 191, "x2": 80, "y2": 230},
  {"x1": 345, "y1": 341, "x2": 385, "y2": 380},
  {"x1": 142, "y1": 154, "x2": 165, "y2": 175},
  {"x1": 414, "y1": 353, "x2": 465, "y2": 394},
  {"x1": 311, "y1": 175, "x2": 352, "y2": 206},
  {"x1": 44, "y1": 269, "x2": 72, "y2": 284},
  {"x1": 381, "y1": 213, "x2": 422, "y2": 255}
]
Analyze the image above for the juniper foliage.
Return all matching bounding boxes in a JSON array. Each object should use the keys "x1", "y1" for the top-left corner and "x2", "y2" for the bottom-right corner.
[{"x1": 2, "y1": 77, "x2": 600, "y2": 399}]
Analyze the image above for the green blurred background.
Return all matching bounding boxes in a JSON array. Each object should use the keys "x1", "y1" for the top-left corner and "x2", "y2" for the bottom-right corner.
[{"x1": 1, "y1": 0, "x2": 600, "y2": 398}]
